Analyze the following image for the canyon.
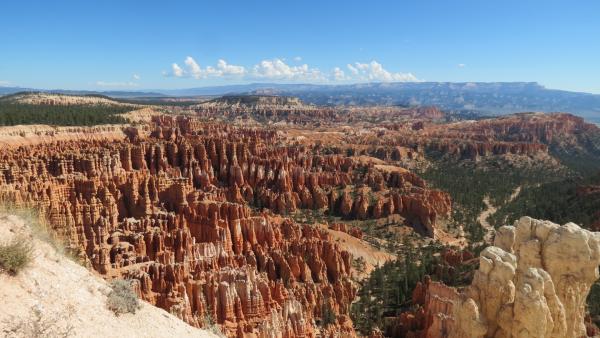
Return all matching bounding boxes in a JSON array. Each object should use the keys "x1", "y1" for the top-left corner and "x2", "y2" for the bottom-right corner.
[
  {"x1": 1, "y1": 93, "x2": 600, "y2": 337},
  {"x1": 0, "y1": 114, "x2": 453, "y2": 336}
]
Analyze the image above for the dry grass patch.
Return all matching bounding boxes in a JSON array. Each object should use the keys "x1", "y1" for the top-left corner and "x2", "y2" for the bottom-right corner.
[{"x1": 0, "y1": 236, "x2": 32, "y2": 275}]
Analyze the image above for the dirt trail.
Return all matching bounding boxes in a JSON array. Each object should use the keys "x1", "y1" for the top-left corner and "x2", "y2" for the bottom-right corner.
[{"x1": 478, "y1": 186, "x2": 521, "y2": 243}]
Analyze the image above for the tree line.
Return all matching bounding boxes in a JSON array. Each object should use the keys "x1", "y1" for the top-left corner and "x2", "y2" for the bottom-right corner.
[{"x1": 0, "y1": 102, "x2": 130, "y2": 126}]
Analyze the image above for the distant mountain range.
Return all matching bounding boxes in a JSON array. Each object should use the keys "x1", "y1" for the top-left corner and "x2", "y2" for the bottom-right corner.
[{"x1": 2, "y1": 82, "x2": 600, "y2": 118}]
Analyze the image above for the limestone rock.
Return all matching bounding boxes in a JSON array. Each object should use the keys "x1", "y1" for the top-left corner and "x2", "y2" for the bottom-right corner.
[{"x1": 452, "y1": 216, "x2": 600, "y2": 338}]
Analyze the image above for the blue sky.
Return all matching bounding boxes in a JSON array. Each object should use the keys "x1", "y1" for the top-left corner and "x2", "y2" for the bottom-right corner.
[{"x1": 1, "y1": 0, "x2": 599, "y2": 93}]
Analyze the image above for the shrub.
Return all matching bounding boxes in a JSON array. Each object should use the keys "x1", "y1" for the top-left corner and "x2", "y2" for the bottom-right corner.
[
  {"x1": 0, "y1": 237, "x2": 32, "y2": 275},
  {"x1": 352, "y1": 257, "x2": 366, "y2": 273},
  {"x1": 321, "y1": 303, "x2": 337, "y2": 327},
  {"x1": 106, "y1": 279, "x2": 140, "y2": 315},
  {"x1": 201, "y1": 309, "x2": 225, "y2": 337}
]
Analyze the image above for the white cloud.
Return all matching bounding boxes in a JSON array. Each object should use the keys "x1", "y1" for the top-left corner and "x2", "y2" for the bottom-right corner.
[
  {"x1": 293, "y1": 56, "x2": 302, "y2": 62},
  {"x1": 0, "y1": 80, "x2": 10, "y2": 87},
  {"x1": 458, "y1": 63, "x2": 466, "y2": 68},
  {"x1": 347, "y1": 64, "x2": 359, "y2": 75},
  {"x1": 165, "y1": 57, "x2": 417, "y2": 83},
  {"x1": 132, "y1": 74, "x2": 140, "y2": 80},
  {"x1": 167, "y1": 57, "x2": 246, "y2": 79},
  {"x1": 347, "y1": 61, "x2": 418, "y2": 82},
  {"x1": 332, "y1": 67, "x2": 347, "y2": 81},
  {"x1": 96, "y1": 81, "x2": 139, "y2": 87},
  {"x1": 172, "y1": 63, "x2": 184, "y2": 77},
  {"x1": 216, "y1": 59, "x2": 246, "y2": 76},
  {"x1": 185, "y1": 56, "x2": 202, "y2": 79},
  {"x1": 252, "y1": 58, "x2": 324, "y2": 81}
]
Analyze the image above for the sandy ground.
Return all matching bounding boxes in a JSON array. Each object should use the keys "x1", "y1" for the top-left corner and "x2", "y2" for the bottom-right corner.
[
  {"x1": 318, "y1": 224, "x2": 395, "y2": 279},
  {"x1": 477, "y1": 186, "x2": 521, "y2": 243},
  {"x1": 373, "y1": 164, "x2": 409, "y2": 174},
  {"x1": 0, "y1": 213, "x2": 217, "y2": 338},
  {"x1": 435, "y1": 227, "x2": 468, "y2": 248}
]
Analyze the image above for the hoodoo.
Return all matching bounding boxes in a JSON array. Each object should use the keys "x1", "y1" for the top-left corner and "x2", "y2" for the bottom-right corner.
[{"x1": 452, "y1": 217, "x2": 600, "y2": 338}]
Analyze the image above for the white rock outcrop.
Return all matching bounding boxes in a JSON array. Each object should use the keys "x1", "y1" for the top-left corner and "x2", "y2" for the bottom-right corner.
[{"x1": 452, "y1": 216, "x2": 600, "y2": 338}]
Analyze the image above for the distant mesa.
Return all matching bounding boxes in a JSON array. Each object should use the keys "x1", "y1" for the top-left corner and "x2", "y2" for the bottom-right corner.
[
  {"x1": 208, "y1": 94, "x2": 305, "y2": 107},
  {"x1": 0, "y1": 92, "x2": 131, "y2": 106},
  {"x1": 3, "y1": 81, "x2": 600, "y2": 119}
]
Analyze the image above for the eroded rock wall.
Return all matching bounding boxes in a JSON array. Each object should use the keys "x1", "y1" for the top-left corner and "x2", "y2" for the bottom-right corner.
[
  {"x1": 452, "y1": 216, "x2": 600, "y2": 338},
  {"x1": 0, "y1": 118, "x2": 453, "y2": 337}
]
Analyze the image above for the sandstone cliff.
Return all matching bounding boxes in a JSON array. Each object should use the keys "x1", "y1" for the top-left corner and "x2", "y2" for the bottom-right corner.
[{"x1": 452, "y1": 216, "x2": 600, "y2": 338}]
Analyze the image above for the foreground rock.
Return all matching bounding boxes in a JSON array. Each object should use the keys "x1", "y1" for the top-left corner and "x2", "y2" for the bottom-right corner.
[
  {"x1": 0, "y1": 213, "x2": 217, "y2": 338},
  {"x1": 452, "y1": 216, "x2": 600, "y2": 338}
]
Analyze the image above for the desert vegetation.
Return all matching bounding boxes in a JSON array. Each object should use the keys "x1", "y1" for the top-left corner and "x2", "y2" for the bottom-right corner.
[
  {"x1": 0, "y1": 236, "x2": 32, "y2": 275},
  {"x1": 106, "y1": 279, "x2": 140, "y2": 315}
]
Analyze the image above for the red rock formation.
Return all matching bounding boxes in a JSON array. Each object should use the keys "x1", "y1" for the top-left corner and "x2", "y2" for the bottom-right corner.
[
  {"x1": 329, "y1": 223, "x2": 363, "y2": 239},
  {"x1": 0, "y1": 121, "x2": 364, "y2": 337},
  {"x1": 383, "y1": 276, "x2": 458, "y2": 338}
]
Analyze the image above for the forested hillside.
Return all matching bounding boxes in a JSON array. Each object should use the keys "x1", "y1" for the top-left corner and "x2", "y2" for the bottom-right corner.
[
  {"x1": 0, "y1": 102, "x2": 130, "y2": 126},
  {"x1": 491, "y1": 173, "x2": 600, "y2": 229}
]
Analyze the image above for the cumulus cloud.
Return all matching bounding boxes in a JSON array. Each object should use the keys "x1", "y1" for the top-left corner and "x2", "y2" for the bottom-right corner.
[
  {"x1": 0, "y1": 80, "x2": 10, "y2": 87},
  {"x1": 172, "y1": 63, "x2": 184, "y2": 77},
  {"x1": 458, "y1": 63, "x2": 466, "y2": 68},
  {"x1": 185, "y1": 56, "x2": 202, "y2": 79},
  {"x1": 293, "y1": 56, "x2": 302, "y2": 62},
  {"x1": 347, "y1": 64, "x2": 359, "y2": 76},
  {"x1": 165, "y1": 57, "x2": 417, "y2": 83},
  {"x1": 132, "y1": 74, "x2": 141, "y2": 80},
  {"x1": 348, "y1": 61, "x2": 418, "y2": 82},
  {"x1": 96, "y1": 81, "x2": 139, "y2": 87},
  {"x1": 167, "y1": 57, "x2": 246, "y2": 79},
  {"x1": 215, "y1": 59, "x2": 246, "y2": 76},
  {"x1": 252, "y1": 58, "x2": 324, "y2": 81},
  {"x1": 332, "y1": 67, "x2": 347, "y2": 81}
]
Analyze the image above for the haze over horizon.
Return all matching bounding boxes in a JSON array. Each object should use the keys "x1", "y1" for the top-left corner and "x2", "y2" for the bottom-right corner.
[{"x1": 1, "y1": 0, "x2": 600, "y2": 94}]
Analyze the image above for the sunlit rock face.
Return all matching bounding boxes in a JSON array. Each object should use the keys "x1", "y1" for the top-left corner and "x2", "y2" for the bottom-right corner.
[
  {"x1": 0, "y1": 116, "x2": 449, "y2": 337},
  {"x1": 0, "y1": 119, "x2": 365, "y2": 337},
  {"x1": 452, "y1": 216, "x2": 600, "y2": 338}
]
